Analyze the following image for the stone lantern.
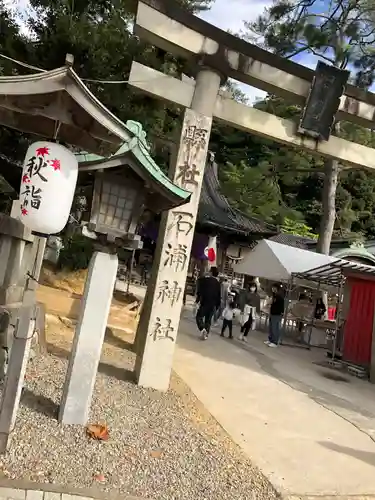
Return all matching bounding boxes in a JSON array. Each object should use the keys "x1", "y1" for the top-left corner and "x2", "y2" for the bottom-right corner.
[
  {"x1": 90, "y1": 170, "x2": 144, "y2": 238},
  {"x1": 76, "y1": 120, "x2": 191, "y2": 251},
  {"x1": 59, "y1": 120, "x2": 191, "y2": 426},
  {"x1": 84, "y1": 169, "x2": 145, "y2": 249}
]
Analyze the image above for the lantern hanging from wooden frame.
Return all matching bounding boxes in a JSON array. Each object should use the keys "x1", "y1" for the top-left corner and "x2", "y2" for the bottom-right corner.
[{"x1": 19, "y1": 142, "x2": 78, "y2": 235}]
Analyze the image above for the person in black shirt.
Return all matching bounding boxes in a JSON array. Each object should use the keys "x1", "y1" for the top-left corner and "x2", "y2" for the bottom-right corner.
[
  {"x1": 239, "y1": 282, "x2": 261, "y2": 342},
  {"x1": 265, "y1": 283, "x2": 285, "y2": 347},
  {"x1": 314, "y1": 298, "x2": 326, "y2": 320},
  {"x1": 195, "y1": 266, "x2": 221, "y2": 340}
]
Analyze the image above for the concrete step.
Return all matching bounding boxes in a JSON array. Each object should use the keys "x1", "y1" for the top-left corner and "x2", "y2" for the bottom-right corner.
[{"x1": 347, "y1": 365, "x2": 368, "y2": 378}]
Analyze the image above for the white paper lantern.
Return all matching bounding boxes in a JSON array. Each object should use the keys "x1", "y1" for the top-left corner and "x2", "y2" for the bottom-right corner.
[{"x1": 19, "y1": 142, "x2": 78, "y2": 235}]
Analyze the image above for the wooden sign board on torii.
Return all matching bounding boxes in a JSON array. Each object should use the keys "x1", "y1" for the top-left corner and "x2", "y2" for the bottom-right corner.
[{"x1": 131, "y1": 0, "x2": 375, "y2": 393}]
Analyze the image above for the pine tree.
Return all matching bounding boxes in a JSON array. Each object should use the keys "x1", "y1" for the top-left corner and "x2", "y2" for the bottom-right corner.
[{"x1": 245, "y1": 0, "x2": 375, "y2": 253}]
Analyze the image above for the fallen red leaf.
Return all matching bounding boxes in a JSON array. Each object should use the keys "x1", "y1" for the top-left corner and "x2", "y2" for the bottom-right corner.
[
  {"x1": 93, "y1": 473, "x2": 105, "y2": 483},
  {"x1": 86, "y1": 423, "x2": 109, "y2": 441}
]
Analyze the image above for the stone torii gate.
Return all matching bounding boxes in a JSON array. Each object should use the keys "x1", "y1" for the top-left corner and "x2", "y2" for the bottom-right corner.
[{"x1": 130, "y1": 0, "x2": 375, "y2": 392}]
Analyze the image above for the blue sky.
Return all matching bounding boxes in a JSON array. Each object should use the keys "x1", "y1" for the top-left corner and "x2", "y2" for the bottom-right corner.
[
  {"x1": 199, "y1": 0, "x2": 318, "y2": 102},
  {"x1": 201, "y1": 0, "x2": 375, "y2": 99}
]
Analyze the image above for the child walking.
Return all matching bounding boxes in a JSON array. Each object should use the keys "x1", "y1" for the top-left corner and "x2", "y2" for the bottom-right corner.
[{"x1": 220, "y1": 302, "x2": 235, "y2": 339}]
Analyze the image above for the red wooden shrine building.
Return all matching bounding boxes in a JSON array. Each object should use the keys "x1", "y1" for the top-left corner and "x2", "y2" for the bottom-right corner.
[{"x1": 295, "y1": 260, "x2": 375, "y2": 381}]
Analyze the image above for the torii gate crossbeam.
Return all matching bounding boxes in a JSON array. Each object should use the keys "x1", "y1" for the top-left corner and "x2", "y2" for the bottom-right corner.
[
  {"x1": 136, "y1": 0, "x2": 375, "y2": 130},
  {"x1": 129, "y1": 62, "x2": 375, "y2": 172}
]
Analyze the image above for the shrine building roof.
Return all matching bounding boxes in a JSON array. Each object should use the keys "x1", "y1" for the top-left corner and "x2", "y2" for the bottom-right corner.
[
  {"x1": 0, "y1": 62, "x2": 130, "y2": 156},
  {"x1": 269, "y1": 233, "x2": 316, "y2": 249},
  {"x1": 76, "y1": 120, "x2": 191, "y2": 211},
  {"x1": 198, "y1": 159, "x2": 276, "y2": 237},
  {"x1": 0, "y1": 60, "x2": 190, "y2": 210}
]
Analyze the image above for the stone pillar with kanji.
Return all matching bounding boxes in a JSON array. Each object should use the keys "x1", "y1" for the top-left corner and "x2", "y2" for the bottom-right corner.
[{"x1": 134, "y1": 69, "x2": 221, "y2": 392}]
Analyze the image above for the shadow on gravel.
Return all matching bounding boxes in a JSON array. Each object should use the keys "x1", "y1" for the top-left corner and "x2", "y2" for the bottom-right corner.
[
  {"x1": 105, "y1": 327, "x2": 135, "y2": 352},
  {"x1": 46, "y1": 343, "x2": 136, "y2": 383},
  {"x1": 21, "y1": 387, "x2": 59, "y2": 419}
]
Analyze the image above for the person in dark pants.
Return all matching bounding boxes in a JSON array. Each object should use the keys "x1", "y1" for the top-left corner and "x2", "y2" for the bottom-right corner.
[
  {"x1": 220, "y1": 302, "x2": 235, "y2": 339},
  {"x1": 195, "y1": 267, "x2": 221, "y2": 340},
  {"x1": 265, "y1": 283, "x2": 285, "y2": 347},
  {"x1": 140, "y1": 259, "x2": 151, "y2": 286},
  {"x1": 239, "y1": 282, "x2": 261, "y2": 342},
  {"x1": 291, "y1": 293, "x2": 313, "y2": 343},
  {"x1": 314, "y1": 298, "x2": 326, "y2": 320}
]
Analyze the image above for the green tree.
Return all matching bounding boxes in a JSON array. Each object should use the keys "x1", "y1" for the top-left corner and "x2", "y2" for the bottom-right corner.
[
  {"x1": 246, "y1": 0, "x2": 375, "y2": 254},
  {"x1": 220, "y1": 160, "x2": 284, "y2": 222},
  {"x1": 222, "y1": 80, "x2": 249, "y2": 104},
  {"x1": 280, "y1": 218, "x2": 318, "y2": 239},
  {"x1": 1, "y1": 0, "x2": 214, "y2": 171},
  {"x1": 211, "y1": 96, "x2": 322, "y2": 226},
  {"x1": 211, "y1": 95, "x2": 375, "y2": 240}
]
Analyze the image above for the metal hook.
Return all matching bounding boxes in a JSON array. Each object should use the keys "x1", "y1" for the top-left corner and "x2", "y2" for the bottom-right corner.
[{"x1": 54, "y1": 120, "x2": 61, "y2": 142}]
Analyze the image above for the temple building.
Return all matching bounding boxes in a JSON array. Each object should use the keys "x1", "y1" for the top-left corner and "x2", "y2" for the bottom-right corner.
[
  {"x1": 139, "y1": 155, "x2": 277, "y2": 280},
  {"x1": 194, "y1": 157, "x2": 276, "y2": 276}
]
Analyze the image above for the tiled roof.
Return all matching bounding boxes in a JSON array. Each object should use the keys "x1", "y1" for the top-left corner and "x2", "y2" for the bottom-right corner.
[
  {"x1": 198, "y1": 159, "x2": 276, "y2": 235},
  {"x1": 269, "y1": 233, "x2": 316, "y2": 249},
  {"x1": 76, "y1": 120, "x2": 191, "y2": 211}
]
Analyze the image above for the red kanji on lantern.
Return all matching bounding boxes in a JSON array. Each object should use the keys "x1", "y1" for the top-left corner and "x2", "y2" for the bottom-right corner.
[
  {"x1": 22, "y1": 174, "x2": 30, "y2": 183},
  {"x1": 21, "y1": 207, "x2": 28, "y2": 216},
  {"x1": 36, "y1": 146, "x2": 50, "y2": 157},
  {"x1": 50, "y1": 159, "x2": 61, "y2": 171}
]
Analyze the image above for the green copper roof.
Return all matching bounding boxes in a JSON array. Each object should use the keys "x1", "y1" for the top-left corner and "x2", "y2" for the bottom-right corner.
[{"x1": 76, "y1": 120, "x2": 190, "y2": 206}]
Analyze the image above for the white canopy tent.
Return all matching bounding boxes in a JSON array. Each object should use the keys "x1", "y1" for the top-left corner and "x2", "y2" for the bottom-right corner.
[
  {"x1": 234, "y1": 239, "x2": 375, "y2": 349},
  {"x1": 234, "y1": 239, "x2": 339, "y2": 283}
]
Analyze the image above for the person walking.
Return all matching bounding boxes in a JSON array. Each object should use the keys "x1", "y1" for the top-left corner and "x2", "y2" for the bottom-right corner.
[
  {"x1": 221, "y1": 278, "x2": 230, "y2": 308},
  {"x1": 314, "y1": 297, "x2": 326, "y2": 320},
  {"x1": 239, "y1": 283, "x2": 261, "y2": 342},
  {"x1": 265, "y1": 283, "x2": 285, "y2": 347},
  {"x1": 195, "y1": 266, "x2": 221, "y2": 340},
  {"x1": 213, "y1": 277, "x2": 231, "y2": 325},
  {"x1": 220, "y1": 301, "x2": 235, "y2": 339},
  {"x1": 140, "y1": 258, "x2": 151, "y2": 286},
  {"x1": 291, "y1": 293, "x2": 314, "y2": 343}
]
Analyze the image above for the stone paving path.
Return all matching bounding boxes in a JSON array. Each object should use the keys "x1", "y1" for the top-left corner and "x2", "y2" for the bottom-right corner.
[
  {"x1": 0, "y1": 487, "x2": 143, "y2": 500},
  {"x1": 175, "y1": 314, "x2": 375, "y2": 499}
]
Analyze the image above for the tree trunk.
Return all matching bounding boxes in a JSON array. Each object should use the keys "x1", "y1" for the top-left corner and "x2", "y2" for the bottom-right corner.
[
  {"x1": 316, "y1": 157, "x2": 340, "y2": 320},
  {"x1": 316, "y1": 158, "x2": 340, "y2": 255}
]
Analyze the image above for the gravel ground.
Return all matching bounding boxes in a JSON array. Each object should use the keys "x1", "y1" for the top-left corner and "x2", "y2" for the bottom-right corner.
[{"x1": 0, "y1": 317, "x2": 279, "y2": 500}]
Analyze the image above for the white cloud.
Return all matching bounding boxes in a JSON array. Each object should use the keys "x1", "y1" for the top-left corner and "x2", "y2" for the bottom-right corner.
[
  {"x1": 198, "y1": 0, "x2": 323, "y2": 103},
  {"x1": 4, "y1": 0, "x2": 33, "y2": 35},
  {"x1": 199, "y1": 0, "x2": 272, "y2": 103},
  {"x1": 200, "y1": 0, "x2": 271, "y2": 33},
  {"x1": 4, "y1": 0, "x2": 30, "y2": 16}
]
